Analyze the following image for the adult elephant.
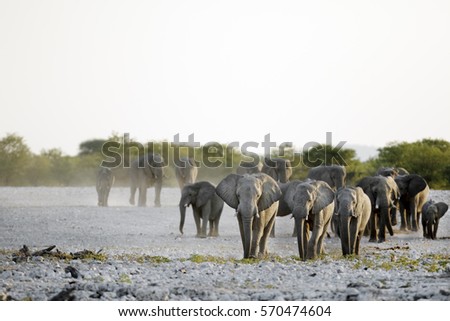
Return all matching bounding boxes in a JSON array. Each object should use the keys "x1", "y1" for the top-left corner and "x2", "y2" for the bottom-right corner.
[
  {"x1": 262, "y1": 157, "x2": 292, "y2": 183},
  {"x1": 179, "y1": 181, "x2": 224, "y2": 238},
  {"x1": 282, "y1": 180, "x2": 335, "y2": 260},
  {"x1": 394, "y1": 174, "x2": 429, "y2": 231},
  {"x1": 96, "y1": 167, "x2": 114, "y2": 207},
  {"x1": 335, "y1": 187, "x2": 371, "y2": 256},
  {"x1": 357, "y1": 176, "x2": 399, "y2": 242},
  {"x1": 421, "y1": 200, "x2": 448, "y2": 239},
  {"x1": 376, "y1": 167, "x2": 409, "y2": 178},
  {"x1": 307, "y1": 165, "x2": 346, "y2": 190},
  {"x1": 129, "y1": 153, "x2": 165, "y2": 207},
  {"x1": 174, "y1": 157, "x2": 198, "y2": 190},
  {"x1": 216, "y1": 173, "x2": 282, "y2": 259}
]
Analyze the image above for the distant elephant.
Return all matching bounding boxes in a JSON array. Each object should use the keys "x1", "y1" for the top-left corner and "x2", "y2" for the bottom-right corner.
[
  {"x1": 335, "y1": 187, "x2": 371, "y2": 256},
  {"x1": 357, "y1": 176, "x2": 399, "y2": 242},
  {"x1": 96, "y1": 167, "x2": 114, "y2": 207},
  {"x1": 421, "y1": 200, "x2": 448, "y2": 239},
  {"x1": 217, "y1": 173, "x2": 282, "y2": 259},
  {"x1": 307, "y1": 165, "x2": 346, "y2": 191},
  {"x1": 174, "y1": 157, "x2": 198, "y2": 190},
  {"x1": 283, "y1": 180, "x2": 335, "y2": 260},
  {"x1": 129, "y1": 153, "x2": 165, "y2": 207},
  {"x1": 236, "y1": 159, "x2": 262, "y2": 175},
  {"x1": 394, "y1": 174, "x2": 429, "y2": 231},
  {"x1": 376, "y1": 167, "x2": 409, "y2": 178},
  {"x1": 179, "y1": 181, "x2": 224, "y2": 238},
  {"x1": 262, "y1": 157, "x2": 292, "y2": 183}
]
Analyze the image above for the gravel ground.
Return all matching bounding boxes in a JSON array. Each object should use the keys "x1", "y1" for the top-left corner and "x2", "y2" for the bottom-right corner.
[{"x1": 0, "y1": 187, "x2": 449, "y2": 301}]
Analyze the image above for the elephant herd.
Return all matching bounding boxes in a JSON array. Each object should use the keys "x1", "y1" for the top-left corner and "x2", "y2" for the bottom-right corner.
[{"x1": 96, "y1": 154, "x2": 448, "y2": 260}]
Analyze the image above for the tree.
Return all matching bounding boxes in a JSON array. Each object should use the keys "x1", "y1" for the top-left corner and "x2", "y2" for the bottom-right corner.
[
  {"x1": 377, "y1": 139, "x2": 450, "y2": 188},
  {"x1": 0, "y1": 134, "x2": 31, "y2": 185}
]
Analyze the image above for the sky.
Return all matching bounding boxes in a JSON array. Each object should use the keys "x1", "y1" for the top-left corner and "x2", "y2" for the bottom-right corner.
[{"x1": 1, "y1": 0, "x2": 449, "y2": 159}]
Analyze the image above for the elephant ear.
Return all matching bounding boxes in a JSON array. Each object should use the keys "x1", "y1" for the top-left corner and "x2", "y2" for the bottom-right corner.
[
  {"x1": 196, "y1": 182, "x2": 216, "y2": 208},
  {"x1": 407, "y1": 174, "x2": 427, "y2": 196},
  {"x1": 312, "y1": 181, "x2": 335, "y2": 213},
  {"x1": 283, "y1": 180, "x2": 304, "y2": 210},
  {"x1": 354, "y1": 187, "x2": 367, "y2": 217},
  {"x1": 256, "y1": 173, "x2": 282, "y2": 212},
  {"x1": 216, "y1": 174, "x2": 241, "y2": 209},
  {"x1": 436, "y1": 202, "x2": 449, "y2": 218}
]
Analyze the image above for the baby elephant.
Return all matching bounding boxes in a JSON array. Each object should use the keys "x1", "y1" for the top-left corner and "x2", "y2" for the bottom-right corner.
[
  {"x1": 335, "y1": 187, "x2": 371, "y2": 256},
  {"x1": 96, "y1": 167, "x2": 114, "y2": 207},
  {"x1": 179, "y1": 181, "x2": 224, "y2": 238},
  {"x1": 421, "y1": 200, "x2": 448, "y2": 239}
]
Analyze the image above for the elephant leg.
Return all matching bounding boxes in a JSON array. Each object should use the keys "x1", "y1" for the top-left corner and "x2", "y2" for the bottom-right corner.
[
  {"x1": 399, "y1": 204, "x2": 407, "y2": 230},
  {"x1": 193, "y1": 208, "x2": 203, "y2": 237},
  {"x1": 269, "y1": 221, "x2": 276, "y2": 237},
  {"x1": 432, "y1": 221, "x2": 439, "y2": 240},
  {"x1": 250, "y1": 217, "x2": 264, "y2": 258},
  {"x1": 355, "y1": 232, "x2": 363, "y2": 255},
  {"x1": 258, "y1": 213, "x2": 276, "y2": 258},
  {"x1": 129, "y1": 185, "x2": 136, "y2": 205},
  {"x1": 138, "y1": 186, "x2": 147, "y2": 207},
  {"x1": 199, "y1": 203, "x2": 211, "y2": 238},
  {"x1": 211, "y1": 217, "x2": 220, "y2": 237},
  {"x1": 410, "y1": 200, "x2": 419, "y2": 231},
  {"x1": 307, "y1": 213, "x2": 325, "y2": 260},
  {"x1": 154, "y1": 180, "x2": 162, "y2": 207}
]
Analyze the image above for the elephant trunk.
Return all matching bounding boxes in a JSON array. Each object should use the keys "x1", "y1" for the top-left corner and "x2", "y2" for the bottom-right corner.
[
  {"x1": 242, "y1": 216, "x2": 253, "y2": 259},
  {"x1": 339, "y1": 215, "x2": 351, "y2": 255},
  {"x1": 180, "y1": 202, "x2": 189, "y2": 234},
  {"x1": 296, "y1": 218, "x2": 308, "y2": 260}
]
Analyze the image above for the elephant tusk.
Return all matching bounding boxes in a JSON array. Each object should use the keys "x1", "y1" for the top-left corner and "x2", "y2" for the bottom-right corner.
[
  {"x1": 184, "y1": 204, "x2": 189, "y2": 208},
  {"x1": 255, "y1": 213, "x2": 260, "y2": 219}
]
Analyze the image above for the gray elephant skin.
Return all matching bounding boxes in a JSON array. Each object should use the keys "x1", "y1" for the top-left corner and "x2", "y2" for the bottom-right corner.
[
  {"x1": 307, "y1": 165, "x2": 346, "y2": 190},
  {"x1": 216, "y1": 173, "x2": 282, "y2": 259},
  {"x1": 376, "y1": 167, "x2": 409, "y2": 178},
  {"x1": 129, "y1": 153, "x2": 165, "y2": 207},
  {"x1": 394, "y1": 174, "x2": 429, "y2": 231},
  {"x1": 421, "y1": 200, "x2": 448, "y2": 239},
  {"x1": 281, "y1": 180, "x2": 335, "y2": 260},
  {"x1": 174, "y1": 157, "x2": 198, "y2": 190},
  {"x1": 96, "y1": 167, "x2": 114, "y2": 207},
  {"x1": 262, "y1": 157, "x2": 292, "y2": 183},
  {"x1": 335, "y1": 187, "x2": 371, "y2": 256},
  {"x1": 357, "y1": 176, "x2": 399, "y2": 243},
  {"x1": 179, "y1": 181, "x2": 224, "y2": 238}
]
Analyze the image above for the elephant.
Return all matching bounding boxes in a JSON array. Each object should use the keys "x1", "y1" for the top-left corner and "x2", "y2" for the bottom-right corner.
[
  {"x1": 96, "y1": 167, "x2": 114, "y2": 207},
  {"x1": 376, "y1": 167, "x2": 409, "y2": 178},
  {"x1": 307, "y1": 165, "x2": 346, "y2": 191},
  {"x1": 357, "y1": 176, "x2": 399, "y2": 242},
  {"x1": 282, "y1": 180, "x2": 335, "y2": 260},
  {"x1": 394, "y1": 174, "x2": 429, "y2": 231},
  {"x1": 129, "y1": 153, "x2": 165, "y2": 207},
  {"x1": 236, "y1": 159, "x2": 262, "y2": 175},
  {"x1": 335, "y1": 187, "x2": 371, "y2": 256},
  {"x1": 216, "y1": 173, "x2": 282, "y2": 259},
  {"x1": 174, "y1": 157, "x2": 198, "y2": 190},
  {"x1": 421, "y1": 200, "x2": 448, "y2": 239},
  {"x1": 179, "y1": 181, "x2": 224, "y2": 238},
  {"x1": 262, "y1": 157, "x2": 292, "y2": 183}
]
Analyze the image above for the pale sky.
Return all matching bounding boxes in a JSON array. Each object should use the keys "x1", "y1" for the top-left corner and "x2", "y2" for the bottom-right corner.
[{"x1": 1, "y1": 0, "x2": 449, "y2": 157}]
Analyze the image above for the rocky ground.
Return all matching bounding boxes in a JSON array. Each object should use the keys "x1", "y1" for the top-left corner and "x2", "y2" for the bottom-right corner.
[{"x1": 0, "y1": 187, "x2": 449, "y2": 301}]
